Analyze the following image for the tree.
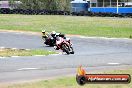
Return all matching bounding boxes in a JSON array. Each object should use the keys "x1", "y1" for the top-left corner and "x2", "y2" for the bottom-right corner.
[
  {"x1": 18, "y1": 0, "x2": 71, "y2": 11},
  {"x1": 8, "y1": 0, "x2": 23, "y2": 9}
]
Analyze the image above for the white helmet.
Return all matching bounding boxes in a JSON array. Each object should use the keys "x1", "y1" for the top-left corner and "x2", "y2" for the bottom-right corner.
[{"x1": 51, "y1": 31, "x2": 56, "y2": 35}]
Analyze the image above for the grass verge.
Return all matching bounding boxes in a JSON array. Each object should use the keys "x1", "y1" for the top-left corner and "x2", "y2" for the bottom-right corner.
[
  {"x1": 7, "y1": 68, "x2": 132, "y2": 88},
  {"x1": 0, "y1": 14, "x2": 132, "y2": 38},
  {"x1": 0, "y1": 48, "x2": 56, "y2": 57}
]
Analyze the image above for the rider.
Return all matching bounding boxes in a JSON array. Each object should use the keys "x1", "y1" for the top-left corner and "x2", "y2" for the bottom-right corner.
[
  {"x1": 50, "y1": 31, "x2": 66, "y2": 39},
  {"x1": 50, "y1": 31, "x2": 57, "y2": 39},
  {"x1": 42, "y1": 30, "x2": 67, "y2": 49},
  {"x1": 50, "y1": 31, "x2": 68, "y2": 50},
  {"x1": 42, "y1": 30, "x2": 49, "y2": 40}
]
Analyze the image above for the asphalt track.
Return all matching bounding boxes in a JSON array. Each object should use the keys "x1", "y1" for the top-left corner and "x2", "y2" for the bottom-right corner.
[{"x1": 0, "y1": 31, "x2": 132, "y2": 83}]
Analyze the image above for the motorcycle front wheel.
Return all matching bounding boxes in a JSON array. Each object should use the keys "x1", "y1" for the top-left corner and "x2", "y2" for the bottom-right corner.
[
  {"x1": 62, "y1": 44, "x2": 70, "y2": 54},
  {"x1": 70, "y1": 47, "x2": 74, "y2": 54}
]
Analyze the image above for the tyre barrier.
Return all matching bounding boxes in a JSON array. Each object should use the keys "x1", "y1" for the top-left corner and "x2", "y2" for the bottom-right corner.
[
  {"x1": 0, "y1": 8, "x2": 70, "y2": 15},
  {"x1": 71, "y1": 11, "x2": 132, "y2": 18},
  {"x1": 0, "y1": 8, "x2": 131, "y2": 18}
]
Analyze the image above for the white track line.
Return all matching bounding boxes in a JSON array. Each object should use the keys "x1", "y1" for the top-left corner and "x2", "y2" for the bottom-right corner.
[
  {"x1": 11, "y1": 48, "x2": 18, "y2": 50},
  {"x1": 11, "y1": 56, "x2": 20, "y2": 58},
  {"x1": 79, "y1": 36, "x2": 131, "y2": 40},
  {"x1": 107, "y1": 63, "x2": 120, "y2": 65},
  {"x1": 0, "y1": 57, "x2": 6, "y2": 59},
  {"x1": 17, "y1": 68, "x2": 39, "y2": 71},
  {"x1": 0, "y1": 47, "x2": 5, "y2": 49},
  {"x1": 50, "y1": 52, "x2": 62, "y2": 56},
  {"x1": 25, "y1": 49, "x2": 30, "y2": 51},
  {"x1": 50, "y1": 54, "x2": 59, "y2": 56},
  {"x1": 34, "y1": 55, "x2": 45, "y2": 56}
]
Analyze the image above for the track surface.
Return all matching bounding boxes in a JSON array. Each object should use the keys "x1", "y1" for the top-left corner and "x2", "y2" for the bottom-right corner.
[{"x1": 0, "y1": 32, "x2": 132, "y2": 83}]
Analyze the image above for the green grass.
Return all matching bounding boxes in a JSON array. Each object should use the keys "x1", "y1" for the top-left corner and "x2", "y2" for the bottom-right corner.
[
  {"x1": 0, "y1": 48, "x2": 56, "y2": 57},
  {"x1": 0, "y1": 14, "x2": 132, "y2": 38},
  {"x1": 7, "y1": 68, "x2": 132, "y2": 88}
]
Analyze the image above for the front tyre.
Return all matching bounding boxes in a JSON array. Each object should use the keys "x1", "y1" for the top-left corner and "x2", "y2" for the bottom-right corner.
[
  {"x1": 62, "y1": 44, "x2": 70, "y2": 54},
  {"x1": 70, "y1": 47, "x2": 74, "y2": 54}
]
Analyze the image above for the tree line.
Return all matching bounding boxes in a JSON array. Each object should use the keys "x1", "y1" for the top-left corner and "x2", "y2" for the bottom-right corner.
[{"x1": 8, "y1": 0, "x2": 71, "y2": 11}]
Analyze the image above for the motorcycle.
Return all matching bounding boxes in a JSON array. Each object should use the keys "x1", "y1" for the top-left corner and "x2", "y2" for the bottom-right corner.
[
  {"x1": 55, "y1": 37, "x2": 74, "y2": 54},
  {"x1": 42, "y1": 35, "x2": 55, "y2": 46}
]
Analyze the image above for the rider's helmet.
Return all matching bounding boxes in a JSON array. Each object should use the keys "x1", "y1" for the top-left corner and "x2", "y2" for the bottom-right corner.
[
  {"x1": 51, "y1": 31, "x2": 56, "y2": 37},
  {"x1": 56, "y1": 33, "x2": 60, "y2": 37},
  {"x1": 42, "y1": 30, "x2": 46, "y2": 34}
]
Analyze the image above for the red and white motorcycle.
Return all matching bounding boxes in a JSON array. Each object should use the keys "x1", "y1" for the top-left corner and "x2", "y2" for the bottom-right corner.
[{"x1": 55, "y1": 37, "x2": 74, "y2": 54}]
